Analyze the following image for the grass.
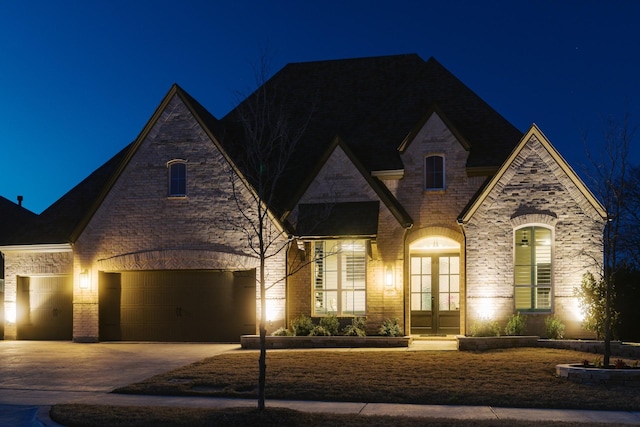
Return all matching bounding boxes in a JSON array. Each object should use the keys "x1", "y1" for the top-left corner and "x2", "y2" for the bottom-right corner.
[
  {"x1": 51, "y1": 347, "x2": 640, "y2": 426},
  {"x1": 49, "y1": 404, "x2": 629, "y2": 427}
]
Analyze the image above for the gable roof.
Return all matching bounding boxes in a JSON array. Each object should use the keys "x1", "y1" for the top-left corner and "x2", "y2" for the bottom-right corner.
[
  {"x1": 285, "y1": 136, "x2": 413, "y2": 229},
  {"x1": 0, "y1": 196, "x2": 38, "y2": 245},
  {"x1": 458, "y1": 124, "x2": 607, "y2": 223},
  {"x1": 221, "y1": 54, "x2": 523, "y2": 218},
  {"x1": 5, "y1": 55, "x2": 524, "y2": 245}
]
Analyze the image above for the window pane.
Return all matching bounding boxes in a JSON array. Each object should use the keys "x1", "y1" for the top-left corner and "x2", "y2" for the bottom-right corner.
[
  {"x1": 450, "y1": 293, "x2": 460, "y2": 311},
  {"x1": 421, "y1": 276, "x2": 432, "y2": 293},
  {"x1": 169, "y1": 163, "x2": 186, "y2": 196},
  {"x1": 514, "y1": 266, "x2": 531, "y2": 285},
  {"x1": 422, "y1": 293, "x2": 432, "y2": 311},
  {"x1": 411, "y1": 294, "x2": 421, "y2": 310},
  {"x1": 440, "y1": 275, "x2": 449, "y2": 292},
  {"x1": 450, "y1": 257, "x2": 459, "y2": 274},
  {"x1": 439, "y1": 295, "x2": 449, "y2": 311},
  {"x1": 515, "y1": 287, "x2": 532, "y2": 310},
  {"x1": 421, "y1": 257, "x2": 431, "y2": 274},
  {"x1": 450, "y1": 275, "x2": 459, "y2": 292},
  {"x1": 425, "y1": 156, "x2": 444, "y2": 189},
  {"x1": 536, "y1": 288, "x2": 551, "y2": 309},
  {"x1": 411, "y1": 275, "x2": 422, "y2": 293}
]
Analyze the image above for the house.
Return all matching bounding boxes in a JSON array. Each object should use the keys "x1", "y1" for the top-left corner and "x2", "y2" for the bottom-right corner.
[{"x1": 0, "y1": 54, "x2": 606, "y2": 342}]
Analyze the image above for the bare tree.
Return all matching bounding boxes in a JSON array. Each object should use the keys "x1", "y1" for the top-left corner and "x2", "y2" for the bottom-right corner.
[
  {"x1": 217, "y1": 55, "x2": 312, "y2": 410},
  {"x1": 582, "y1": 113, "x2": 636, "y2": 366}
]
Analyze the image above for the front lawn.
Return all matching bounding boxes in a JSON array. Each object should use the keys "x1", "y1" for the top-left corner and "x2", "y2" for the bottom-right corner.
[{"x1": 114, "y1": 347, "x2": 640, "y2": 411}]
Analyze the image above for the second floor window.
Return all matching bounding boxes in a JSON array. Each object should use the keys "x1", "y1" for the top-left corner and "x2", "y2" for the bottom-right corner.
[
  {"x1": 424, "y1": 155, "x2": 445, "y2": 190},
  {"x1": 168, "y1": 161, "x2": 187, "y2": 196}
]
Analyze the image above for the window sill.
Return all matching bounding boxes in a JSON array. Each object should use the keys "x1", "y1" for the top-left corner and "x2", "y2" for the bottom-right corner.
[
  {"x1": 424, "y1": 189, "x2": 446, "y2": 195},
  {"x1": 167, "y1": 195, "x2": 188, "y2": 200}
]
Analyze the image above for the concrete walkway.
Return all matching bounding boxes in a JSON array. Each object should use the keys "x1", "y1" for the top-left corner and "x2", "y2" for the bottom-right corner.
[{"x1": 0, "y1": 341, "x2": 639, "y2": 426}]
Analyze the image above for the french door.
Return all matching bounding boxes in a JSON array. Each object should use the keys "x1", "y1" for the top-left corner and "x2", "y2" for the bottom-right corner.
[{"x1": 410, "y1": 254, "x2": 460, "y2": 335}]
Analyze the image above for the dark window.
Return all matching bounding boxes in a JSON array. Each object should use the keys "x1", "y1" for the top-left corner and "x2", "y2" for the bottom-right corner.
[
  {"x1": 424, "y1": 155, "x2": 445, "y2": 190},
  {"x1": 168, "y1": 162, "x2": 187, "y2": 196}
]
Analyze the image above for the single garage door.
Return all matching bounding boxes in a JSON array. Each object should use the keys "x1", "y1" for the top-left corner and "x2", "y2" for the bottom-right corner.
[
  {"x1": 17, "y1": 275, "x2": 73, "y2": 340},
  {"x1": 99, "y1": 270, "x2": 256, "y2": 342}
]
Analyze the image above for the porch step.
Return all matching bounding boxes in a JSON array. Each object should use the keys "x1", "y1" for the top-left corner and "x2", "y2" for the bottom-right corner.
[{"x1": 411, "y1": 335, "x2": 458, "y2": 341}]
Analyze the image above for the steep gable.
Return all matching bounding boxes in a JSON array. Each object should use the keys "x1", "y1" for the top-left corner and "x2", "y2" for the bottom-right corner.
[
  {"x1": 288, "y1": 137, "x2": 412, "y2": 234},
  {"x1": 459, "y1": 124, "x2": 607, "y2": 224},
  {"x1": 0, "y1": 196, "x2": 38, "y2": 245}
]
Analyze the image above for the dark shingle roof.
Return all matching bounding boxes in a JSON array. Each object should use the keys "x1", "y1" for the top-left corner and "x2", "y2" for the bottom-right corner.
[
  {"x1": 6, "y1": 143, "x2": 132, "y2": 245},
  {"x1": 5, "y1": 55, "x2": 524, "y2": 245},
  {"x1": 297, "y1": 201, "x2": 380, "y2": 237},
  {"x1": 221, "y1": 54, "x2": 523, "y2": 217},
  {"x1": 0, "y1": 196, "x2": 38, "y2": 245}
]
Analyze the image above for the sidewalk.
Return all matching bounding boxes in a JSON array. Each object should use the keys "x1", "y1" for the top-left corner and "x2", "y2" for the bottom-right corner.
[{"x1": 4, "y1": 391, "x2": 639, "y2": 426}]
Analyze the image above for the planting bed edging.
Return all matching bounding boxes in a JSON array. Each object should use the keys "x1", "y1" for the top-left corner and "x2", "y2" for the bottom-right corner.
[
  {"x1": 240, "y1": 335, "x2": 410, "y2": 349},
  {"x1": 457, "y1": 336, "x2": 539, "y2": 351},
  {"x1": 556, "y1": 363, "x2": 640, "y2": 386}
]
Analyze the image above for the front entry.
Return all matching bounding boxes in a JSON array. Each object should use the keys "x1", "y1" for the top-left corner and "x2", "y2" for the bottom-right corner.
[{"x1": 410, "y1": 254, "x2": 460, "y2": 335}]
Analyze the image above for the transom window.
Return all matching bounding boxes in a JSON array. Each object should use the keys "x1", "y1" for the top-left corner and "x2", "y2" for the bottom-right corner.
[
  {"x1": 424, "y1": 155, "x2": 445, "y2": 190},
  {"x1": 514, "y1": 226, "x2": 552, "y2": 311},
  {"x1": 312, "y1": 240, "x2": 366, "y2": 316},
  {"x1": 167, "y1": 160, "x2": 187, "y2": 197}
]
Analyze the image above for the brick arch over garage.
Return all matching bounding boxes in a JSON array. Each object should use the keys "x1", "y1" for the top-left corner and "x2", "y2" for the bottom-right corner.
[{"x1": 96, "y1": 249, "x2": 259, "y2": 272}]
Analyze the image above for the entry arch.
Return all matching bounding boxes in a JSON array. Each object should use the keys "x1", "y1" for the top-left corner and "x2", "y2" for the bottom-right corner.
[{"x1": 406, "y1": 227, "x2": 464, "y2": 335}]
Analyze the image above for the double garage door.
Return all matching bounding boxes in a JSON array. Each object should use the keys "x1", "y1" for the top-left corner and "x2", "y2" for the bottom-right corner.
[{"x1": 99, "y1": 270, "x2": 256, "y2": 342}]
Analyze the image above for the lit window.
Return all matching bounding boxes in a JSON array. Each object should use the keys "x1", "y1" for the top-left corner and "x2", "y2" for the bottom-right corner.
[
  {"x1": 514, "y1": 226, "x2": 552, "y2": 311},
  {"x1": 424, "y1": 155, "x2": 445, "y2": 190},
  {"x1": 313, "y1": 240, "x2": 366, "y2": 316},
  {"x1": 168, "y1": 160, "x2": 187, "y2": 197}
]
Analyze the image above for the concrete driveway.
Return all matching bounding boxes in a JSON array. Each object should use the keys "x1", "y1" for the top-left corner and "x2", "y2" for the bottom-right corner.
[{"x1": 0, "y1": 341, "x2": 238, "y2": 406}]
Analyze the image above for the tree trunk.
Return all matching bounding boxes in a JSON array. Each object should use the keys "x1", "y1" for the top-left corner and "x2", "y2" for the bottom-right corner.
[{"x1": 258, "y1": 256, "x2": 266, "y2": 410}]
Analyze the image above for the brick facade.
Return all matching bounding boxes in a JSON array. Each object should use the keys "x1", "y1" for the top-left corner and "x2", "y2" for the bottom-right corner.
[
  {"x1": 72, "y1": 94, "x2": 287, "y2": 340},
  {"x1": 462, "y1": 132, "x2": 605, "y2": 337}
]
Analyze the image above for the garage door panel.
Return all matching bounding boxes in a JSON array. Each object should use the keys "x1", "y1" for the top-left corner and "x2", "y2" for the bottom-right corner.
[
  {"x1": 17, "y1": 276, "x2": 72, "y2": 340},
  {"x1": 99, "y1": 270, "x2": 256, "y2": 342}
]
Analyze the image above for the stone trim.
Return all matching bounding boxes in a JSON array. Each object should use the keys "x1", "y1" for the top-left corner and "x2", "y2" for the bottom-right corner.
[
  {"x1": 509, "y1": 213, "x2": 558, "y2": 228},
  {"x1": 97, "y1": 249, "x2": 259, "y2": 271}
]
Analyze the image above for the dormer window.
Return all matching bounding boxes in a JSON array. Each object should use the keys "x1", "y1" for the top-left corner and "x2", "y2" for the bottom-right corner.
[
  {"x1": 167, "y1": 160, "x2": 187, "y2": 197},
  {"x1": 424, "y1": 154, "x2": 445, "y2": 190}
]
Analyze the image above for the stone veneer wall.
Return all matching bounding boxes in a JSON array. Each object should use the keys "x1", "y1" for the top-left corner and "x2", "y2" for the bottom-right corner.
[
  {"x1": 463, "y1": 134, "x2": 605, "y2": 337},
  {"x1": 2, "y1": 249, "x2": 73, "y2": 339}
]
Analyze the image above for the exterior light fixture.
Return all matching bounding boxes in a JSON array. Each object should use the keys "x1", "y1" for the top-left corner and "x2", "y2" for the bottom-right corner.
[
  {"x1": 80, "y1": 269, "x2": 90, "y2": 290},
  {"x1": 6, "y1": 302, "x2": 16, "y2": 324},
  {"x1": 385, "y1": 266, "x2": 394, "y2": 287}
]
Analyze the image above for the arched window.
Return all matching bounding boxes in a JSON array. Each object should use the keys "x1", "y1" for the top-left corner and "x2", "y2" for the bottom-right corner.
[
  {"x1": 167, "y1": 160, "x2": 187, "y2": 197},
  {"x1": 514, "y1": 226, "x2": 552, "y2": 311},
  {"x1": 424, "y1": 155, "x2": 445, "y2": 190}
]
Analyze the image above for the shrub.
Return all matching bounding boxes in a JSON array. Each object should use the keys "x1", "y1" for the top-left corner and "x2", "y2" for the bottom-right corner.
[
  {"x1": 291, "y1": 314, "x2": 314, "y2": 336},
  {"x1": 504, "y1": 312, "x2": 527, "y2": 336},
  {"x1": 470, "y1": 319, "x2": 501, "y2": 337},
  {"x1": 309, "y1": 325, "x2": 331, "y2": 336},
  {"x1": 379, "y1": 317, "x2": 403, "y2": 337},
  {"x1": 319, "y1": 314, "x2": 340, "y2": 336},
  {"x1": 271, "y1": 327, "x2": 292, "y2": 336},
  {"x1": 343, "y1": 317, "x2": 367, "y2": 336},
  {"x1": 544, "y1": 315, "x2": 565, "y2": 339}
]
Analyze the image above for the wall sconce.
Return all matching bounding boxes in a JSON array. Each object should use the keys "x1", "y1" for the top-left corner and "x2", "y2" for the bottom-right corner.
[
  {"x1": 80, "y1": 269, "x2": 90, "y2": 290},
  {"x1": 385, "y1": 266, "x2": 394, "y2": 288}
]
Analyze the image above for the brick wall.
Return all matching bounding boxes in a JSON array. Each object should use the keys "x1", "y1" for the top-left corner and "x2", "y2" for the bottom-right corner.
[
  {"x1": 463, "y1": 133, "x2": 605, "y2": 337},
  {"x1": 73, "y1": 94, "x2": 288, "y2": 340}
]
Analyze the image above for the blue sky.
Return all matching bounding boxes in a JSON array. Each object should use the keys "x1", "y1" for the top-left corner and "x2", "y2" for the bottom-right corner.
[{"x1": 1, "y1": 1, "x2": 638, "y2": 214}]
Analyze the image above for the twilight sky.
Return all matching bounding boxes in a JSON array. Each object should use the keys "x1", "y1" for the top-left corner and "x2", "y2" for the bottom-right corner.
[{"x1": 1, "y1": 1, "x2": 638, "y2": 214}]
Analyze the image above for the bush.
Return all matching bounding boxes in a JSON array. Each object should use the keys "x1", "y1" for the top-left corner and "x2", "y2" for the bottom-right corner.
[
  {"x1": 379, "y1": 317, "x2": 403, "y2": 337},
  {"x1": 545, "y1": 315, "x2": 565, "y2": 339},
  {"x1": 309, "y1": 325, "x2": 331, "y2": 336},
  {"x1": 271, "y1": 327, "x2": 292, "y2": 336},
  {"x1": 319, "y1": 314, "x2": 340, "y2": 336},
  {"x1": 343, "y1": 317, "x2": 367, "y2": 336},
  {"x1": 504, "y1": 312, "x2": 527, "y2": 336},
  {"x1": 470, "y1": 319, "x2": 501, "y2": 337},
  {"x1": 291, "y1": 314, "x2": 314, "y2": 336}
]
